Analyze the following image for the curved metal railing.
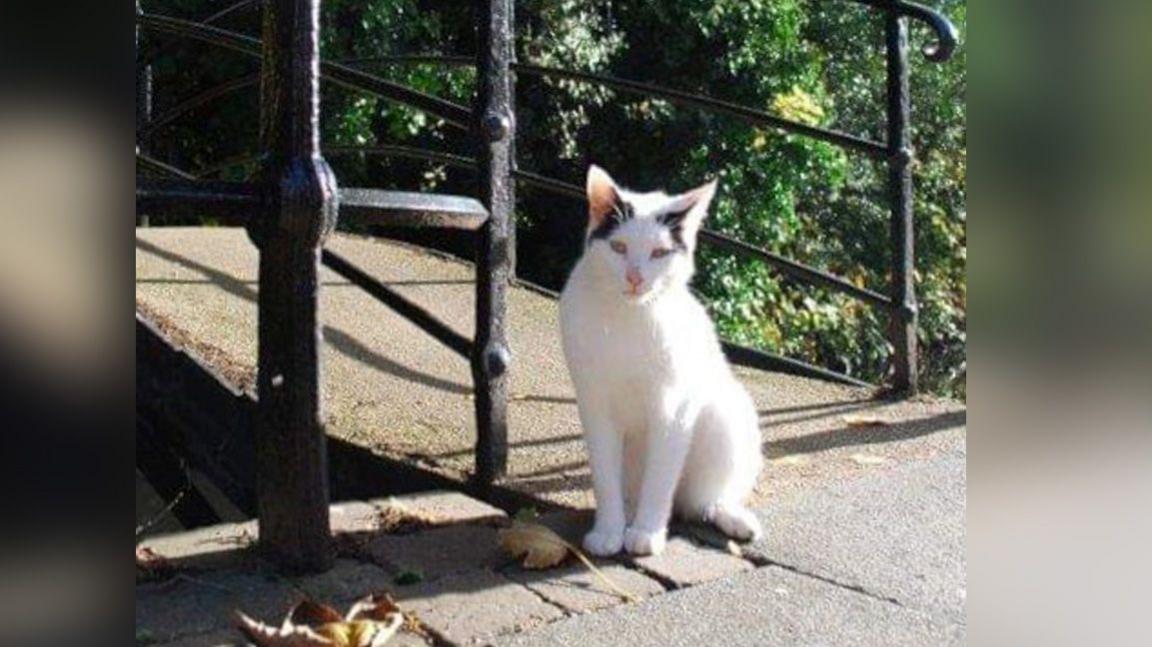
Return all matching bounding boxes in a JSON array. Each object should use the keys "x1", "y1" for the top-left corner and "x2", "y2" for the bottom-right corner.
[
  {"x1": 134, "y1": 0, "x2": 958, "y2": 570},
  {"x1": 136, "y1": 0, "x2": 959, "y2": 390}
]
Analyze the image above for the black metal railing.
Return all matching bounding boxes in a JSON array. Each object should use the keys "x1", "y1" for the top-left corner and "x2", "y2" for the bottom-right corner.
[
  {"x1": 135, "y1": 0, "x2": 957, "y2": 571},
  {"x1": 136, "y1": 0, "x2": 507, "y2": 573}
]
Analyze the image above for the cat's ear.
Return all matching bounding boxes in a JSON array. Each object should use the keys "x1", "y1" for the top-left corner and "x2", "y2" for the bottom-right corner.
[
  {"x1": 664, "y1": 179, "x2": 718, "y2": 243},
  {"x1": 586, "y1": 165, "x2": 620, "y2": 228}
]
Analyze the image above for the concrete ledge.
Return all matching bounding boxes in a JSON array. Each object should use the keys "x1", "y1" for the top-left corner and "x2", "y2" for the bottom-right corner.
[{"x1": 373, "y1": 490, "x2": 509, "y2": 527}]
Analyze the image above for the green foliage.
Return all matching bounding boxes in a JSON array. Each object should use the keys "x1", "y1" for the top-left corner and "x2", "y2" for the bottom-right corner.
[{"x1": 147, "y1": 0, "x2": 965, "y2": 397}]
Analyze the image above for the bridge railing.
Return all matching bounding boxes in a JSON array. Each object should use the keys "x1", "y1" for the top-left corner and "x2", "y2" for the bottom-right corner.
[
  {"x1": 136, "y1": 0, "x2": 506, "y2": 573},
  {"x1": 135, "y1": 0, "x2": 958, "y2": 571}
]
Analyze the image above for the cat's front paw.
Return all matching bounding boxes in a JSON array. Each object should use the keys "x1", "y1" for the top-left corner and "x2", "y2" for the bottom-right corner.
[
  {"x1": 623, "y1": 526, "x2": 667, "y2": 556},
  {"x1": 583, "y1": 527, "x2": 625, "y2": 556}
]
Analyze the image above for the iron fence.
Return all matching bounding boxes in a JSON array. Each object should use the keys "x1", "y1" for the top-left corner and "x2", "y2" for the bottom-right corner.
[{"x1": 135, "y1": 0, "x2": 958, "y2": 571}]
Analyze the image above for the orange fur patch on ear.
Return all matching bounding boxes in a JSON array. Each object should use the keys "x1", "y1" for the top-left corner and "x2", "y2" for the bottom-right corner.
[{"x1": 586, "y1": 165, "x2": 619, "y2": 228}]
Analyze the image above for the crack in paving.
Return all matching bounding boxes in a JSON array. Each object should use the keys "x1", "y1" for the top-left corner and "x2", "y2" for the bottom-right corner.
[
  {"x1": 615, "y1": 556, "x2": 679, "y2": 592},
  {"x1": 743, "y1": 552, "x2": 904, "y2": 607},
  {"x1": 511, "y1": 577, "x2": 577, "y2": 618}
]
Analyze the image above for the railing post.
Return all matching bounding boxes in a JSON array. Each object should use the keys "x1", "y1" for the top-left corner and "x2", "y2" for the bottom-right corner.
[
  {"x1": 136, "y1": 0, "x2": 152, "y2": 227},
  {"x1": 248, "y1": 0, "x2": 337, "y2": 572},
  {"x1": 885, "y1": 10, "x2": 919, "y2": 394},
  {"x1": 472, "y1": 0, "x2": 514, "y2": 484}
]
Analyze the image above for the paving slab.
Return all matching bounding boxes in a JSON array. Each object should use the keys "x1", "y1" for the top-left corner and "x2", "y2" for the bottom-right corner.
[
  {"x1": 373, "y1": 489, "x2": 508, "y2": 526},
  {"x1": 629, "y1": 536, "x2": 753, "y2": 588},
  {"x1": 136, "y1": 228, "x2": 966, "y2": 509},
  {"x1": 291, "y1": 558, "x2": 398, "y2": 607},
  {"x1": 149, "y1": 628, "x2": 239, "y2": 647},
  {"x1": 328, "y1": 500, "x2": 386, "y2": 535},
  {"x1": 138, "y1": 520, "x2": 259, "y2": 571},
  {"x1": 366, "y1": 523, "x2": 508, "y2": 580},
  {"x1": 492, "y1": 564, "x2": 964, "y2": 647},
  {"x1": 502, "y1": 561, "x2": 665, "y2": 614},
  {"x1": 379, "y1": 632, "x2": 435, "y2": 647},
  {"x1": 135, "y1": 570, "x2": 299, "y2": 642},
  {"x1": 748, "y1": 445, "x2": 966, "y2": 622},
  {"x1": 392, "y1": 568, "x2": 566, "y2": 645},
  {"x1": 529, "y1": 509, "x2": 751, "y2": 591}
]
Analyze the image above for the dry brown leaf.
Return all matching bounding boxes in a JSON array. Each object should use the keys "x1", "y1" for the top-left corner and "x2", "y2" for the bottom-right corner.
[
  {"x1": 235, "y1": 593, "x2": 403, "y2": 647},
  {"x1": 842, "y1": 414, "x2": 889, "y2": 427},
  {"x1": 234, "y1": 611, "x2": 333, "y2": 647},
  {"x1": 499, "y1": 522, "x2": 569, "y2": 569},
  {"x1": 345, "y1": 593, "x2": 402, "y2": 622},
  {"x1": 849, "y1": 453, "x2": 888, "y2": 465},
  {"x1": 289, "y1": 600, "x2": 344, "y2": 627},
  {"x1": 498, "y1": 522, "x2": 640, "y2": 602}
]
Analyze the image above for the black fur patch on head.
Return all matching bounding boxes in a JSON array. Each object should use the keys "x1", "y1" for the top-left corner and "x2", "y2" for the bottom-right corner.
[
  {"x1": 589, "y1": 195, "x2": 635, "y2": 241},
  {"x1": 657, "y1": 208, "x2": 690, "y2": 228},
  {"x1": 658, "y1": 208, "x2": 692, "y2": 251}
]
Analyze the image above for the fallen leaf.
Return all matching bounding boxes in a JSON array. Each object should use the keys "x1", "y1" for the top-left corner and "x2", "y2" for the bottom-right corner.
[
  {"x1": 842, "y1": 414, "x2": 889, "y2": 427},
  {"x1": 499, "y1": 522, "x2": 569, "y2": 569},
  {"x1": 234, "y1": 611, "x2": 334, "y2": 647},
  {"x1": 498, "y1": 522, "x2": 640, "y2": 602},
  {"x1": 345, "y1": 593, "x2": 402, "y2": 623},
  {"x1": 235, "y1": 593, "x2": 403, "y2": 647},
  {"x1": 849, "y1": 453, "x2": 888, "y2": 465},
  {"x1": 289, "y1": 600, "x2": 343, "y2": 627}
]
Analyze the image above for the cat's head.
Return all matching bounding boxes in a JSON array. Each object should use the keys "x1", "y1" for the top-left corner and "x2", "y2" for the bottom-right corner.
[{"x1": 581, "y1": 164, "x2": 717, "y2": 304}]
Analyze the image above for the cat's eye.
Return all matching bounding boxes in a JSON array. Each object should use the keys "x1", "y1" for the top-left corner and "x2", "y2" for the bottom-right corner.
[
  {"x1": 650, "y1": 248, "x2": 672, "y2": 259},
  {"x1": 609, "y1": 240, "x2": 627, "y2": 254}
]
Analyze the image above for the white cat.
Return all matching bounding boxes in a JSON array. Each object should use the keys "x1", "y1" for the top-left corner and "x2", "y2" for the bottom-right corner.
[{"x1": 559, "y1": 165, "x2": 764, "y2": 557}]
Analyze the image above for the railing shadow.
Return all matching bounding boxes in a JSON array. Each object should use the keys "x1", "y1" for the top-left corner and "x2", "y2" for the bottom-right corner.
[
  {"x1": 136, "y1": 236, "x2": 257, "y2": 303},
  {"x1": 764, "y1": 409, "x2": 966, "y2": 458},
  {"x1": 137, "y1": 235, "x2": 475, "y2": 397},
  {"x1": 322, "y1": 325, "x2": 472, "y2": 396}
]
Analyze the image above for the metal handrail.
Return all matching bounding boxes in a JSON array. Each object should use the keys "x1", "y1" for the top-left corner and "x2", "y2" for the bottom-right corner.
[
  {"x1": 137, "y1": 1, "x2": 960, "y2": 393},
  {"x1": 138, "y1": 13, "x2": 472, "y2": 128},
  {"x1": 847, "y1": 0, "x2": 959, "y2": 61},
  {"x1": 184, "y1": 143, "x2": 893, "y2": 309},
  {"x1": 344, "y1": 56, "x2": 887, "y2": 156},
  {"x1": 324, "y1": 146, "x2": 893, "y2": 308},
  {"x1": 139, "y1": 73, "x2": 259, "y2": 140},
  {"x1": 139, "y1": 0, "x2": 259, "y2": 68}
]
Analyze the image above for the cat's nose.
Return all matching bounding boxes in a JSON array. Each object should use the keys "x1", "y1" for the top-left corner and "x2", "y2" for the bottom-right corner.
[{"x1": 626, "y1": 267, "x2": 644, "y2": 289}]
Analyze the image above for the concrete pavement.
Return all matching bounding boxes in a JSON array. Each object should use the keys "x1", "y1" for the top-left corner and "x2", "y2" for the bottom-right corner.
[
  {"x1": 135, "y1": 227, "x2": 965, "y2": 509},
  {"x1": 496, "y1": 451, "x2": 966, "y2": 646},
  {"x1": 135, "y1": 227, "x2": 966, "y2": 645},
  {"x1": 137, "y1": 447, "x2": 966, "y2": 646}
]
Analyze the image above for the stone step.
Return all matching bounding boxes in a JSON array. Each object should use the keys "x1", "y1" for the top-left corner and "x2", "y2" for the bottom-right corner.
[{"x1": 136, "y1": 491, "x2": 788, "y2": 646}]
